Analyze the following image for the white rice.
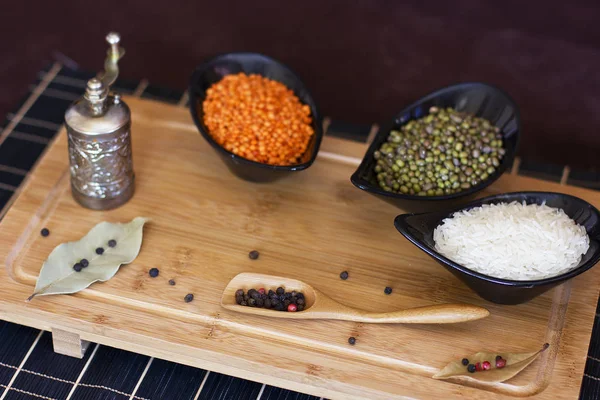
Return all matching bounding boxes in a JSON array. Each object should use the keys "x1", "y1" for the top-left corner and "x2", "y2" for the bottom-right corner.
[{"x1": 433, "y1": 201, "x2": 590, "y2": 280}]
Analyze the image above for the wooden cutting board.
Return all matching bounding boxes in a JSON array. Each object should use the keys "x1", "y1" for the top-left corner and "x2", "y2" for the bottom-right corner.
[{"x1": 0, "y1": 96, "x2": 598, "y2": 399}]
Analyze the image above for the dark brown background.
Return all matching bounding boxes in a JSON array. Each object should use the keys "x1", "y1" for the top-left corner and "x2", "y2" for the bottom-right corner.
[{"x1": 3, "y1": 1, "x2": 599, "y2": 169}]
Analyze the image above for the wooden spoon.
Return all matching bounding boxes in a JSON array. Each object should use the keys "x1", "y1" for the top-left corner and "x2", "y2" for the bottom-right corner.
[{"x1": 221, "y1": 273, "x2": 490, "y2": 324}]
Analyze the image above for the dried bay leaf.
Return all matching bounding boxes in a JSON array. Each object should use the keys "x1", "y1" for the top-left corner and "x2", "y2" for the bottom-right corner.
[
  {"x1": 433, "y1": 343, "x2": 549, "y2": 383},
  {"x1": 28, "y1": 217, "x2": 148, "y2": 300}
]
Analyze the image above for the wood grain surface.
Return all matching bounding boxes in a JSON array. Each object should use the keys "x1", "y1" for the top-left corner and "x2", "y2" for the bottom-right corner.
[{"x1": 0, "y1": 97, "x2": 598, "y2": 399}]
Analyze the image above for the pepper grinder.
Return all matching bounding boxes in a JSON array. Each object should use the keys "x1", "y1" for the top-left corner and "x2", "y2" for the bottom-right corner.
[{"x1": 65, "y1": 32, "x2": 134, "y2": 210}]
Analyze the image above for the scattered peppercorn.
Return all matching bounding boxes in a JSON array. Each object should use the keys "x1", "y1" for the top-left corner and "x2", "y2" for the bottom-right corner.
[
  {"x1": 108, "y1": 239, "x2": 117, "y2": 248},
  {"x1": 236, "y1": 287, "x2": 305, "y2": 312},
  {"x1": 495, "y1": 355, "x2": 502, "y2": 361},
  {"x1": 340, "y1": 271, "x2": 349, "y2": 280},
  {"x1": 80, "y1": 259, "x2": 89, "y2": 268},
  {"x1": 495, "y1": 358, "x2": 506, "y2": 369},
  {"x1": 475, "y1": 362, "x2": 482, "y2": 372},
  {"x1": 467, "y1": 364, "x2": 476, "y2": 373},
  {"x1": 95, "y1": 247, "x2": 104, "y2": 255},
  {"x1": 482, "y1": 361, "x2": 491, "y2": 370},
  {"x1": 461, "y1": 358, "x2": 469, "y2": 366},
  {"x1": 203, "y1": 73, "x2": 314, "y2": 166},
  {"x1": 169, "y1": 279, "x2": 176, "y2": 286},
  {"x1": 384, "y1": 286, "x2": 393, "y2": 295},
  {"x1": 149, "y1": 268, "x2": 159, "y2": 277},
  {"x1": 40, "y1": 228, "x2": 50, "y2": 237},
  {"x1": 184, "y1": 294, "x2": 194, "y2": 303},
  {"x1": 348, "y1": 337, "x2": 356, "y2": 345},
  {"x1": 248, "y1": 250, "x2": 260, "y2": 260},
  {"x1": 73, "y1": 263, "x2": 82, "y2": 272}
]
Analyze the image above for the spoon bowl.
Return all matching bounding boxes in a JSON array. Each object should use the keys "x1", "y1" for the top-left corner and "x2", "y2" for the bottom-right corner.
[{"x1": 221, "y1": 273, "x2": 490, "y2": 324}]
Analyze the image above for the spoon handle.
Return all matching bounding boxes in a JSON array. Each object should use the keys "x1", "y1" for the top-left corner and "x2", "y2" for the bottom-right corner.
[{"x1": 343, "y1": 304, "x2": 489, "y2": 324}]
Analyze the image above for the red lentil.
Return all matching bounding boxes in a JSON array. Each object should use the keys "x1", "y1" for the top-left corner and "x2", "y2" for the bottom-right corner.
[{"x1": 202, "y1": 73, "x2": 314, "y2": 166}]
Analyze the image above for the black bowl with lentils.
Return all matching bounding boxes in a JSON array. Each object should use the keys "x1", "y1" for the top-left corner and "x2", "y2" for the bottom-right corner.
[{"x1": 351, "y1": 82, "x2": 520, "y2": 212}]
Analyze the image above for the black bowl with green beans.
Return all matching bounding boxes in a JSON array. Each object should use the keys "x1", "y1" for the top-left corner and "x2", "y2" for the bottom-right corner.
[{"x1": 351, "y1": 83, "x2": 520, "y2": 211}]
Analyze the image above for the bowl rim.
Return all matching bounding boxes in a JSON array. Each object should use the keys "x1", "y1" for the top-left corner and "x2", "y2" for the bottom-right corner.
[
  {"x1": 188, "y1": 51, "x2": 323, "y2": 172},
  {"x1": 351, "y1": 81, "x2": 521, "y2": 201},
  {"x1": 394, "y1": 190, "x2": 600, "y2": 287}
]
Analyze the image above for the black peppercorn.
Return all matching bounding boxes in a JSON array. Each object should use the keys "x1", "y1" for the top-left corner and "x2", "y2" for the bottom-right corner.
[
  {"x1": 235, "y1": 289, "x2": 244, "y2": 297},
  {"x1": 348, "y1": 337, "x2": 356, "y2": 345},
  {"x1": 297, "y1": 304, "x2": 304, "y2": 311},
  {"x1": 108, "y1": 239, "x2": 117, "y2": 248},
  {"x1": 268, "y1": 289, "x2": 275, "y2": 296},
  {"x1": 236, "y1": 296, "x2": 243, "y2": 305},
  {"x1": 297, "y1": 298, "x2": 305, "y2": 305},
  {"x1": 284, "y1": 299, "x2": 291, "y2": 307},
  {"x1": 149, "y1": 268, "x2": 159, "y2": 277},
  {"x1": 495, "y1": 355, "x2": 502, "y2": 361},
  {"x1": 467, "y1": 364, "x2": 476, "y2": 373},
  {"x1": 73, "y1": 263, "x2": 82, "y2": 272},
  {"x1": 184, "y1": 294, "x2": 194, "y2": 303},
  {"x1": 274, "y1": 303, "x2": 285, "y2": 311},
  {"x1": 461, "y1": 358, "x2": 469, "y2": 366},
  {"x1": 256, "y1": 298, "x2": 264, "y2": 307},
  {"x1": 80, "y1": 259, "x2": 89, "y2": 268},
  {"x1": 276, "y1": 287, "x2": 285, "y2": 295},
  {"x1": 240, "y1": 301, "x2": 248, "y2": 306},
  {"x1": 40, "y1": 228, "x2": 50, "y2": 237},
  {"x1": 340, "y1": 271, "x2": 349, "y2": 280},
  {"x1": 264, "y1": 299, "x2": 272, "y2": 309},
  {"x1": 291, "y1": 291, "x2": 297, "y2": 297},
  {"x1": 248, "y1": 298, "x2": 256, "y2": 306},
  {"x1": 384, "y1": 287, "x2": 393, "y2": 295},
  {"x1": 169, "y1": 279, "x2": 176, "y2": 286},
  {"x1": 248, "y1": 250, "x2": 259, "y2": 260},
  {"x1": 95, "y1": 247, "x2": 104, "y2": 255}
]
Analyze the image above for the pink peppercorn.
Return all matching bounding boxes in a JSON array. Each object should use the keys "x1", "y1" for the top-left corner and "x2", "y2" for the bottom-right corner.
[
  {"x1": 482, "y1": 361, "x2": 491, "y2": 370},
  {"x1": 287, "y1": 304, "x2": 297, "y2": 312},
  {"x1": 258, "y1": 288, "x2": 266, "y2": 295},
  {"x1": 496, "y1": 358, "x2": 507, "y2": 368}
]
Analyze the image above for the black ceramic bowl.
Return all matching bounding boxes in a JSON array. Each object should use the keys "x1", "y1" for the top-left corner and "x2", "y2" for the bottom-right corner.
[
  {"x1": 188, "y1": 52, "x2": 323, "y2": 183},
  {"x1": 394, "y1": 192, "x2": 600, "y2": 304},
  {"x1": 351, "y1": 82, "x2": 520, "y2": 212}
]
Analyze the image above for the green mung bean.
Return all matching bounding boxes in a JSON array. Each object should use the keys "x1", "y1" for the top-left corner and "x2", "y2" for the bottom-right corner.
[{"x1": 374, "y1": 107, "x2": 504, "y2": 196}]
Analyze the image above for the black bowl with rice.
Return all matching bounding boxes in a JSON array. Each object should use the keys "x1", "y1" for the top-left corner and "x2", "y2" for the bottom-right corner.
[{"x1": 394, "y1": 191, "x2": 600, "y2": 304}]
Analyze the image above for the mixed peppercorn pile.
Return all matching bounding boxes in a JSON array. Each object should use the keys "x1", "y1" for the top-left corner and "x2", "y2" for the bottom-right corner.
[
  {"x1": 463, "y1": 355, "x2": 507, "y2": 373},
  {"x1": 235, "y1": 287, "x2": 306, "y2": 312}
]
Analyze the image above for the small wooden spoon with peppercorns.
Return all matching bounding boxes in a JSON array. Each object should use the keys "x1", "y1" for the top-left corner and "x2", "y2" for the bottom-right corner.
[{"x1": 221, "y1": 273, "x2": 489, "y2": 324}]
